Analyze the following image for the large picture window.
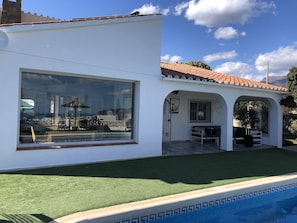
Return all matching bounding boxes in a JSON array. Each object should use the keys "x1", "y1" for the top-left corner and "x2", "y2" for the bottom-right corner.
[
  {"x1": 189, "y1": 101, "x2": 211, "y2": 123},
  {"x1": 19, "y1": 71, "x2": 135, "y2": 148}
]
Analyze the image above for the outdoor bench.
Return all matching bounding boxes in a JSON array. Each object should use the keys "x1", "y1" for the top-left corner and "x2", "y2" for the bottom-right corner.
[
  {"x1": 191, "y1": 126, "x2": 220, "y2": 146},
  {"x1": 233, "y1": 127, "x2": 262, "y2": 147}
]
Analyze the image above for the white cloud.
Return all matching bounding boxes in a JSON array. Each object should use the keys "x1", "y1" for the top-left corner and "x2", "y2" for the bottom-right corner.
[
  {"x1": 255, "y1": 46, "x2": 297, "y2": 76},
  {"x1": 162, "y1": 8, "x2": 170, "y2": 16},
  {"x1": 206, "y1": 28, "x2": 213, "y2": 34},
  {"x1": 204, "y1": 50, "x2": 238, "y2": 62},
  {"x1": 170, "y1": 55, "x2": 183, "y2": 62},
  {"x1": 178, "y1": 0, "x2": 275, "y2": 27},
  {"x1": 133, "y1": 3, "x2": 170, "y2": 15},
  {"x1": 161, "y1": 54, "x2": 171, "y2": 61},
  {"x1": 214, "y1": 27, "x2": 239, "y2": 40},
  {"x1": 161, "y1": 54, "x2": 183, "y2": 63},
  {"x1": 240, "y1": 31, "x2": 247, "y2": 37},
  {"x1": 174, "y1": 2, "x2": 189, "y2": 15},
  {"x1": 214, "y1": 61, "x2": 254, "y2": 79}
]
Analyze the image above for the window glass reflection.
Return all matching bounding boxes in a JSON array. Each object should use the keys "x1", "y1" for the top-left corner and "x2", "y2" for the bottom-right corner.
[
  {"x1": 190, "y1": 101, "x2": 211, "y2": 123},
  {"x1": 19, "y1": 72, "x2": 134, "y2": 146}
]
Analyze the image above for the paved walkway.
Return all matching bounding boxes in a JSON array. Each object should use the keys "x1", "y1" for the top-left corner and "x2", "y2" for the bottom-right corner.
[
  {"x1": 162, "y1": 140, "x2": 274, "y2": 156},
  {"x1": 162, "y1": 141, "x2": 223, "y2": 155},
  {"x1": 282, "y1": 145, "x2": 297, "y2": 152}
]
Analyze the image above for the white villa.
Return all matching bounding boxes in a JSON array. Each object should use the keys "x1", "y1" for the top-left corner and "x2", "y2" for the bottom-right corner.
[{"x1": 0, "y1": 0, "x2": 287, "y2": 171}]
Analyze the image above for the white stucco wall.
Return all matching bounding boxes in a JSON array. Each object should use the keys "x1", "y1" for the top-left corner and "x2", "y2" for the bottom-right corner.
[{"x1": 0, "y1": 15, "x2": 164, "y2": 171}]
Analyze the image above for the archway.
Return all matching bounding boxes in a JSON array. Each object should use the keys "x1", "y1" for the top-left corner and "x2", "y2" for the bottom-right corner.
[
  {"x1": 162, "y1": 90, "x2": 227, "y2": 153},
  {"x1": 233, "y1": 96, "x2": 282, "y2": 148}
]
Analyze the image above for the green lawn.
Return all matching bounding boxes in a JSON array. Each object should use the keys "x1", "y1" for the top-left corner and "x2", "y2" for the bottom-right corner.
[{"x1": 1, "y1": 149, "x2": 297, "y2": 222}]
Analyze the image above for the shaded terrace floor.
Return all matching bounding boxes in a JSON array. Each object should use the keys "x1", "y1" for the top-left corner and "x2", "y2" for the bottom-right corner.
[{"x1": 162, "y1": 141, "x2": 275, "y2": 156}]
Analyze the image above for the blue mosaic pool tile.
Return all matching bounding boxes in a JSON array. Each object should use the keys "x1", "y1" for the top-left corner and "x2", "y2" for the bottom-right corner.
[
  {"x1": 202, "y1": 201, "x2": 208, "y2": 208},
  {"x1": 140, "y1": 216, "x2": 148, "y2": 222},
  {"x1": 181, "y1": 206, "x2": 188, "y2": 213},
  {"x1": 165, "y1": 209, "x2": 173, "y2": 217},
  {"x1": 157, "y1": 211, "x2": 165, "y2": 219},
  {"x1": 149, "y1": 213, "x2": 157, "y2": 221},
  {"x1": 195, "y1": 203, "x2": 201, "y2": 210},
  {"x1": 220, "y1": 197, "x2": 226, "y2": 204},
  {"x1": 226, "y1": 196, "x2": 232, "y2": 203},
  {"x1": 188, "y1": 204, "x2": 195, "y2": 212},
  {"x1": 173, "y1": 208, "x2": 180, "y2": 215},
  {"x1": 232, "y1": 195, "x2": 239, "y2": 201},
  {"x1": 208, "y1": 200, "x2": 214, "y2": 207},
  {"x1": 131, "y1": 217, "x2": 140, "y2": 223},
  {"x1": 214, "y1": 199, "x2": 220, "y2": 206}
]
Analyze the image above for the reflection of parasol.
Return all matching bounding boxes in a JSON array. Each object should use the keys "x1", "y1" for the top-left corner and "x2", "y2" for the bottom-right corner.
[{"x1": 62, "y1": 97, "x2": 89, "y2": 128}]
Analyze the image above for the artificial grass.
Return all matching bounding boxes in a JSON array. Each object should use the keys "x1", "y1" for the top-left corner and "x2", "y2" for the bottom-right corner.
[{"x1": 1, "y1": 149, "x2": 297, "y2": 222}]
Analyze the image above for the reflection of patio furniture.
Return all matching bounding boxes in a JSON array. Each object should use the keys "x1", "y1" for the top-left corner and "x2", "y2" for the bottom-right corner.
[
  {"x1": 192, "y1": 126, "x2": 220, "y2": 146},
  {"x1": 62, "y1": 98, "x2": 89, "y2": 129},
  {"x1": 58, "y1": 120, "x2": 67, "y2": 130}
]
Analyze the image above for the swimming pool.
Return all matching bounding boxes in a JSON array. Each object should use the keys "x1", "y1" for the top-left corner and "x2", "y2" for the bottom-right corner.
[
  {"x1": 150, "y1": 184, "x2": 297, "y2": 222},
  {"x1": 52, "y1": 173, "x2": 297, "y2": 223}
]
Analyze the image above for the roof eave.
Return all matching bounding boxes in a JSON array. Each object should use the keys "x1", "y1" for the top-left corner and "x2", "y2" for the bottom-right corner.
[{"x1": 162, "y1": 76, "x2": 288, "y2": 94}]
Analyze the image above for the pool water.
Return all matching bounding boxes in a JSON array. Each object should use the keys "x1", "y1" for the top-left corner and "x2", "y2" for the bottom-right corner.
[{"x1": 150, "y1": 186, "x2": 297, "y2": 223}]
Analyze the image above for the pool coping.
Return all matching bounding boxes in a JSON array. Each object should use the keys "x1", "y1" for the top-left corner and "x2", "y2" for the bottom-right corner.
[{"x1": 51, "y1": 173, "x2": 297, "y2": 223}]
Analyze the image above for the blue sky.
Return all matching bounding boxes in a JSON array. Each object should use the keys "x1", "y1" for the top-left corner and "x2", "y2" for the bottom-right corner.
[{"x1": 19, "y1": 0, "x2": 297, "y2": 81}]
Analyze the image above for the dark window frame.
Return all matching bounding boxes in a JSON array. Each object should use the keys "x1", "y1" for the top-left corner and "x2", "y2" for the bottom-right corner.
[{"x1": 189, "y1": 101, "x2": 211, "y2": 123}]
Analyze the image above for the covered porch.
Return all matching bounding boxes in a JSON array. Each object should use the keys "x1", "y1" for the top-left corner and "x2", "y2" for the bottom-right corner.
[{"x1": 161, "y1": 62, "x2": 286, "y2": 153}]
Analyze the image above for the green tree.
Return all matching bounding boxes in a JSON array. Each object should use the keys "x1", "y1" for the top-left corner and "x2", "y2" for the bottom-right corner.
[
  {"x1": 184, "y1": 61, "x2": 212, "y2": 70},
  {"x1": 281, "y1": 67, "x2": 297, "y2": 135},
  {"x1": 234, "y1": 101, "x2": 259, "y2": 129},
  {"x1": 281, "y1": 67, "x2": 297, "y2": 110},
  {"x1": 280, "y1": 95, "x2": 296, "y2": 108},
  {"x1": 286, "y1": 66, "x2": 297, "y2": 95}
]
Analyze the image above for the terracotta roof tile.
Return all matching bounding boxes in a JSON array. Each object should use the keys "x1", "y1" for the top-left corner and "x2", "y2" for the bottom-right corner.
[{"x1": 161, "y1": 62, "x2": 287, "y2": 92}]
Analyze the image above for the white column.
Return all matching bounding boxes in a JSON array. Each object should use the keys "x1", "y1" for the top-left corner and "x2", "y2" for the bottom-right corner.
[
  {"x1": 219, "y1": 96, "x2": 237, "y2": 151},
  {"x1": 268, "y1": 97, "x2": 283, "y2": 148}
]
